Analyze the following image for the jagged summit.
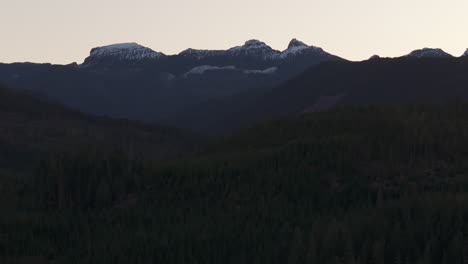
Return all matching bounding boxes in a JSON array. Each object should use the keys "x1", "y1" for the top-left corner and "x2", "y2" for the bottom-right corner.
[
  {"x1": 229, "y1": 39, "x2": 275, "y2": 51},
  {"x1": 288, "y1": 39, "x2": 308, "y2": 49},
  {"x1": 406, "y1": 48, "x2": 452, "y2": 58},
  {"x1": 183, "y1": 65, "x2": 237, "y2": 77},
  {"x1": 179, "y1": 40, "x2": 279, "y2": 60},
  {"x1": 227, "y1": 39, "x2": 279, "y2": 59},
  {"x1": 278, "y1": 38, "x2": 326, "y2": 59},
  {"x1": 82, "y1": 39, "x2": 338, "y2": 65}
]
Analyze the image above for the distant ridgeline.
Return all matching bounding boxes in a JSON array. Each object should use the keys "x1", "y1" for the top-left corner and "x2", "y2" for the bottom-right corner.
[
  {"x1": 0, "y1": 39, "x2": 342, "y2": 133},
  {"x1": 0, "y1": 41, "x2": 467, "y2": 134}
]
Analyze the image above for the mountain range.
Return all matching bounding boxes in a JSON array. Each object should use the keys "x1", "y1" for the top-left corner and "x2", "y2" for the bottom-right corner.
[
  {"x1": 4, "y1": 39, "x2": 468, "y2": 264},
  {"x1": 0, "y1": 39, "x2": 468, "y2": 134},
  {"x1": 82, "y1": 39, "x2": 337, "y2": 68},
  {"x1": 0, "y1": 39, "x2": 342, "y2": 126},
  {"x1": 81, "y1": 41, "x2": 467, "y2": 66}
]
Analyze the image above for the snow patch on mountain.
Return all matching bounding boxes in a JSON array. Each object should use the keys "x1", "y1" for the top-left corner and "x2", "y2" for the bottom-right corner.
[
  {"x1": 243, "y1": 67, "x2": 278, "y2": 74},
  {"x1": 183, "y1": 65, "x2": 279, "y2": 77},
  {"x1": 184, "y1": 65, "x2": 237, "y2": 77},
  {"x1": 406, "y1": 48, "x2": 452, "y2": 58}
]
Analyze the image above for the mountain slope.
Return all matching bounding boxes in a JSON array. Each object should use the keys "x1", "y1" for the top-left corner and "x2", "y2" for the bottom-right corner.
[
  {"x1": 0, "y1": 84, "x2": 194, "y2": 171},
  {"x1": 170, "y1": 56, "x2": 468, "y2": 133}
]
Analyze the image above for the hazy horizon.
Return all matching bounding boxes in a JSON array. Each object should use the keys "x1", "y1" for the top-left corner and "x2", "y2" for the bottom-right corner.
[{"x1": 1, "y1": 0, "x2": 468, "y2": 64}]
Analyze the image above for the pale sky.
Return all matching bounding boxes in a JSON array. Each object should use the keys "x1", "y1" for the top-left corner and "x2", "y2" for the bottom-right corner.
[{"x1": 1, "y1": 0, "x2": 467, "y2": 64}]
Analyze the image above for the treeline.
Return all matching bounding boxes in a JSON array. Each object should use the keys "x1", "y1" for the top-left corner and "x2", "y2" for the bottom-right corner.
[
  {"x1": 4, "y1": 102, "x2": 468, "y2": 263},
  {"x1": 32, "y1": 149, "x2": 146, "y2": 210}
]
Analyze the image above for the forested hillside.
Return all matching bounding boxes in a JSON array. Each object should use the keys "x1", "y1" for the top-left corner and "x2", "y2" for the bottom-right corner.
[
  {"x1": 0, "y1": 84, "x2": 196, "y2": 170},
  {"x1": 4, "y1": 99, "x2": 468, "y2": 263},
  {"x1": 0, "y1": 83, "x2": 197, "y2": 235}
]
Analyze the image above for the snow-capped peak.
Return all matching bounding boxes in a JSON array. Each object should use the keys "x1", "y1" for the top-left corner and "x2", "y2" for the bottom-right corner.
[
  {"x1": 227, "y1": 39, "x2": 279, "y2": 60},
  {"x1": 288, "y1": 39, "x2": 308, "y2": 49},
  {"x1": 406, "y1": 48, "x2": 452, "y2": 58},
  {"x1": 176, "y1": 39, "x2": 333, "y2": 61},
  {"x1": 87, "y1": 42, "x2": 165, "y2": 63},
  {"x1": 179, "y1": 48, "x2": 204, "y2": 56},
  {"x1": 92, "y1": 42, "x2": 141, "y2": 51},
  {"x1": 244, "y1": 39, "x2": 269, "y2": 48},
  {"x1": 229, "y1": 39, "x2": 275, "y2": 52},
  {"x1": 243, "y1": 67, "x2": 278, "y2": 74},
  {"x1": 180, "y1": 40, "x2": 280, "y2": 60},
  {"x1": 278, "y1": 38, "x2": 325, "y2": 59}
]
